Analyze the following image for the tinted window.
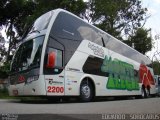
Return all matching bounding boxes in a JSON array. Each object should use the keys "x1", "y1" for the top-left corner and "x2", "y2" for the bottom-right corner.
[
  {"x1": 103, "y1": 34, "x2": 151, "y2": 65},
  {"x1": 51, "y1": 11, "x2": 151, "y2": 65},
  {"x1": 83, "y1": 56, "x2": 108, "y2": 77},
  {"x1": 11, "y1": 45, "x2": 23, "y2": 72},
  {"x1": 29, "y1": 11, "x2": 53, "y2": 33},
  {"x1": 11, "y1": 36, "x2": 44, "y2": 72},
  {"x1": 51, "y1": 12, "x2": 103, "y2": 46},
  {"x1": 44, "y1": 47, "x2": 63, "y2": 75}
]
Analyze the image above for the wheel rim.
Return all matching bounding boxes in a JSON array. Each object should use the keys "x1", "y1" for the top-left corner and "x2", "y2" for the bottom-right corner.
[{"x1": 81, "y1": 85, "x2": 91, "y2": 99}]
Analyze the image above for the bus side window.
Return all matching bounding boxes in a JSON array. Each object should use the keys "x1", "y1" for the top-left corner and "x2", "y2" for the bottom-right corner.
[
  {"x1": 44, "y1": 47, "x2": 63, "y2": 75},
  {"x1": 47, "y1": 47, "x2": 63, "y2": 68}
]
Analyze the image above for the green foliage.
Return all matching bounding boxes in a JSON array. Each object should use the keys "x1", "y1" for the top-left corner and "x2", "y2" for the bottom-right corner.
[
  {"x1": 0, "y1": 0, "x2": 87, "y2": 63},
  {"x1": 0, "y1": 0, "x2": 35, "y2": 36},
  {"x1": 0, "y1": 0, "x2": 154, "y2": 60},
  {"x1": 0, "y1": 0, "x2": 86, "y2": 37},
  {"x1": 0, "y1": 61, "x2": 10, "y2": 78},
  {"x1": 0, "y1": 34, "x2": 9, "y2": 78},
  {"x1": 152, "y1": 61, "x2": 160, "y2": 75},
  {"x1": 0, "y1": 34, "x2": 7, "y2": 62},
  {"x1": 84, "y1": 0, "x2": 153, "y2": 55},
  {"x1": 0, "y1": 88, "x2": 9, "y2": 98},
  {"x1": 125, "y1": 28, "x2": 152, "y2": 54},
  {"x1": 0, "y1": 0, "x2": 36, "y2": 62},
  {"x1": 85, "y1": 0, "x2": 148, "y2": 40},
  {"x1": 25, "y1": 0, "x2": 86, "y2": 27}
]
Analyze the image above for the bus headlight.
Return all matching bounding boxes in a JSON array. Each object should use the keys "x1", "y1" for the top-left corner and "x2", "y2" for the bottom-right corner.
[{"x1": 26, "y1": 75, "x2": 39, "y2": 84}]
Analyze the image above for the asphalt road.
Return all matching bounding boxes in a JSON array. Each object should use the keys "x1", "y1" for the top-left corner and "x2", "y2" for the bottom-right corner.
[{"x1": 0, "y1": 97, "x2": 160, "y2": 120}]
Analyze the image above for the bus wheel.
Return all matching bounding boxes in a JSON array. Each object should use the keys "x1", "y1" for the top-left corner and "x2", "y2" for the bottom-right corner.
[{"x1": 80, "y1": 80, "x2": 94, "y2": 102}]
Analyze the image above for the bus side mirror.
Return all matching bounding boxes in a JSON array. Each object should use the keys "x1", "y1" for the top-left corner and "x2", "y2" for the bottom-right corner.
[{"x1": 46, "y1": 52, "x2": 56, "y2": 68}]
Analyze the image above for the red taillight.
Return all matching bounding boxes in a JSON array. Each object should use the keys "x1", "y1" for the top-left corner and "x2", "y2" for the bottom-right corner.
[
  {"x1": 46, "y1": 52, "x2": 56, "y2": 68},
  {"x1": 18, "y1": 75, "x2": 25, "y2": 83}
]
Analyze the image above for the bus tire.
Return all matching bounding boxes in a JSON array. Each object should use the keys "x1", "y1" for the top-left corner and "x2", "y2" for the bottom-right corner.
[{"x1": 80, "y1": 80, "x2": 94, "y2": 102}]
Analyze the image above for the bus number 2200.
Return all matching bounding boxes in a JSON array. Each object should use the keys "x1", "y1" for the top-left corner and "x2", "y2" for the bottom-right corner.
[{"x1": 47, "y1": 86, "x2": 64, "y2": 93}]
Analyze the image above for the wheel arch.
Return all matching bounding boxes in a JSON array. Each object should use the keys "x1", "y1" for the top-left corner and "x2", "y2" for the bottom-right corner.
[{"x1": 80, "y1": 75, "x2": 96, "y2": 96}]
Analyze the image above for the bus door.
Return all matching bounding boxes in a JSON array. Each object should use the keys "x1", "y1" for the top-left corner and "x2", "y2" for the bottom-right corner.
[{"x1": 44, "y1": 38, "x2": 65, "y2": 96}]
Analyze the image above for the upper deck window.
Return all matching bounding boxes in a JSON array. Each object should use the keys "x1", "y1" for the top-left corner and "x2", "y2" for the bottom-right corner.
[
  {"x1": 29, "y1": 11, "x2": 53, "y2": 33},
  {"x1": 50, "y1": 11, "x2": 151, "y2": 65},
  {"x1": 51, "y1": 11, "x2": 103, "y2": 46}
]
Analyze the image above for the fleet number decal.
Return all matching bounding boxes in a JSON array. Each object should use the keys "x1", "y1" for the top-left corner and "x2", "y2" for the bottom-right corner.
[{"x1": 47, "y1": 86, "x2": 64, "y2": 93}]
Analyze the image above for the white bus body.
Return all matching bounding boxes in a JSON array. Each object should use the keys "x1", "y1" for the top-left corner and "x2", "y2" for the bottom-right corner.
[{"x1": 8, "y1": 9, "x2": 156, "y2": 102}]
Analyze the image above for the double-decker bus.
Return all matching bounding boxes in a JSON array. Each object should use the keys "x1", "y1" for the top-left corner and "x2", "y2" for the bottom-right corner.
[{"x1": 8, "y1": 9, "x2": 156, "y2": 102}]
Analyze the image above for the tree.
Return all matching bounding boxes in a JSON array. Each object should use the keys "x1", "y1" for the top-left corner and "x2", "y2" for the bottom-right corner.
[
  {"x1": 0, "y1": 0, "x2": 87, "y2": 63},
  {"x1": 0, "y1": 33, "x2": 7, "y2": 63},
  {"x1": 0, "y1": 0, "x2": 36, "y2": 62},
  {"x1": 0, "y1": 34, "x2": 9, "y2": 79},
  {"x1": 0, "y1": 0, "x2": 87, "y2": 77},
  {"x1": 0, "y1": 61, "x2": 10, "y2": 78},
  {"x1": 125, "y1": 28, "x2": 152, "y2": 54},
  {"x1": 84, "y1": 0, "x2": 148, "y2": 40},
  {"x1": 152, "y1": 61, "x2": 160, "y2": 75},
  {"x1": 25, "y1": 0, "x2": 87, "y2": 28}
]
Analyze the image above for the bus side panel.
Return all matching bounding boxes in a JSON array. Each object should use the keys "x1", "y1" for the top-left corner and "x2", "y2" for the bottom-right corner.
[
  {"x1": 45, "y1": 71, "x2": 65, "y2": 96},
  {"x1": 64, "y1": 51, "x2": 88, "y2": 96},
  {"x1": 88, "y1": 75, "x2": 140, "y2": 96},
  {"x1": 65, "y1": 71, "x2": 84, "y2": 96},
  {"x1": 78, "y1": 40, "x2": 142, "y2": 96},
  {"x1": 99, "y1": 49, "x2": 141, "y2": 96}
]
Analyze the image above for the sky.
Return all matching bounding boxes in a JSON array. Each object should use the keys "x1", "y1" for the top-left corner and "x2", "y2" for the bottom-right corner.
[
  {"x1": 141, "y1": 0, "x2": 160, "y2": 61},
  {"x1": 1, "y1": 0, "x2": 160, "y2": 61}
]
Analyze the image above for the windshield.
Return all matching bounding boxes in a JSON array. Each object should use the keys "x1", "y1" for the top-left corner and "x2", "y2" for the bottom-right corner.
[{"x1": 11, "y1": 36, "x2": 44, "y2": 72}]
